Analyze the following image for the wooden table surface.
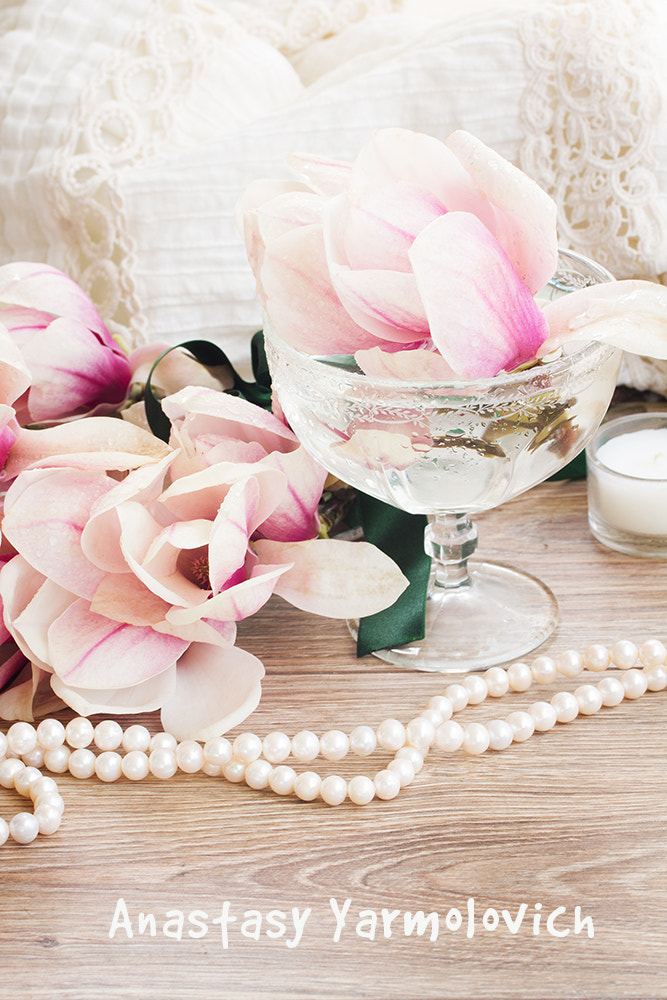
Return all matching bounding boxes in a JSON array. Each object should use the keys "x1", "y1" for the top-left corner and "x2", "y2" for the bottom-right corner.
[{"x1": 2, "y1": 476, "x2": 667, "y2": 1000}]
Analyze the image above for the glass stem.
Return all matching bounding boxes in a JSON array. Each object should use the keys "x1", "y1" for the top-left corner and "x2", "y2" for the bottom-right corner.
[{"x1": 425, "y1": 513, "x2": 478, "y2": 591}]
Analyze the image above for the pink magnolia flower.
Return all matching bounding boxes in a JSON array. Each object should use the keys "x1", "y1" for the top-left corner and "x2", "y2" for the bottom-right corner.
[
  {"x1": 240, "y1": 128, "x2": 559, "y2": 379},
  {"x1": 0, "y1": 389, "x2": 407, "y2": 737},
  {"x1": 0, "y1": 262, "x2": 131, "y2": 423}
]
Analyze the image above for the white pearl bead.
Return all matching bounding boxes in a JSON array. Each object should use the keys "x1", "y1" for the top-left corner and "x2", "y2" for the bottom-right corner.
[
  {"x1": 531, "y1": 656, "x2": 557, "y2": 685},
  {"x1": 529, "y1": 701, "x2": 558, "y2": 732},
  {"x1": 269, "y1": 765, "x2": 296, "y2": 796},
  {"x1": 7, "y1": 722, "x2": 37, "y2": 756},
  {"x1": 639, "y1": 639, "x2": 666, "y2": 667},
  {"x1": 262, "y1": 732, "x2": 291, "y2": 764},
  {"x1": 244, "y1": 759, "x2": 273, "y2": 790},
  {"x1": 320, "y1": 730, "x2": 349, "y2": 762},
  {"x1": 584, "y1": 643, "x2": 610, "y2": 672},
  {"x1": 0, "y1": 758, "x2": 24, "y2": 788},
  {"x1": 34, "y1": 803, "x2": 62, "y2": 836},
  {"x1": 551, "y1": 691, "x2": 579, "y2": 723},
  {"x1": 122, "y1": 725, "x2": 151, "y2": 753},
  {"x1": 203, "y1": 737, "x2": 232, "y2": 766},
  {"x1": 349, "y1": 725, "x2": 377, "y2": 757},
  {"x1": 462, "y1": 675, "x2": 488, "y2": 704},
  {"x1": 611, "y1": 640, "x2": 638, "y2": 670},
  {"x1": 150, "y1": 732, "x2": 177, "y2": 752},
  {"x1": 176, "y1": 740, "x2": 204, "y2": 774},
  {"x1": 621, "y1": 668, "x2": 648, "y2": 700},
  {"x1": 394, "y1": 746, "x2": 425, "y2": 773},
  {"x1": 222, "y1": 758, "x2": 246, "y2": 783},
  {"x1": 462, "y1": 723, "x2": 490, "y2": 755},
  {"x1": 644, "y1": 664, "x2": 667, "y2": 691},
  {"x1": 374, "y1": 769, "x2": 401, "y2": 800},
  {"x1": 484, "y1": 667, "x2": 510, "y2": 697},
  {"x1": 202, "y1": 762, "x2": 223, "y2": 777},
  {"x1": 320, "y1": 774, "x2": 347, "y2": 806},
  {"x1": 94, "y1": 719, "x2": 123, "y2": 751},
  {"x1": 293, "y1": 771, "x2": 322, "y2": 801},
  {"x1": 574, "y1": 684, "x2": 603, "y2": 715},
  {"x1": 506, "y1": 662, "x2": 532, "y2": 692},
  {"x1": 68, "y1": 748, "x2": 97, "y2": 779},
  {"x1": 387, "y1": 757, "x2": 416, "y2": 786},
  {"x1": 348, "y1": 775, "x2": 376, "y2": 805},
  {"x1": 556, "y1": 650, "x2": 584, "y2": 678},
  {"x1": 36, "y1": 718, "x2": 66, "y2": 750},
  {"x1": 291, "y1": 730, "x2": 320, "y2": 762},
  {"x1": 427, "y1": 695, "x2": 454, "y2": 719},
  {"x1": 376, "y1": 718, "x2": 406, "y2": 752},
  {"x1": 65, "y1": 717, "x2": 94, "y2": 749},
  {"x1": 444, "y1": 683, "x2": 469, "y2": 711},
  {"x1": 597, "y1": 677, "x2": 625, "y2": 707},
  {"x1": 121, "y1": 750, "x2": 150, "y2": 781},
  {"x1": 14, "y1": 766, "x2": 42, "y2": 796},
  {"x1": 486, "y1": 719, "x2": 514, "y2": 751},
  {"x1": 95, "y1": 751, "x2": 122, "y2": 782},
  {"x1": 43, "y1": 746, "x2": 71, "y2": 773},
  {"x1": 9, "y1": 811, "x2": 40, "y2": 845},
  {"x1": 21, "y1": 747, "x2": 45, "y2": 768},
  {"x1": 232, "y1": 732, "x2": 262, "y2": 763},
  {"x1": 405, "y1": 716, "x2": 435, "y2": 750},
  {"x1": 149, "y1": 748, "x2": 178, "y2": 780},
  {"x1": 0, "y1": 817, "x2": 8, "y2": 845},
  {"x1": 435, "y1": 719, "x2": 464, "y2": 752},
  {"x1": 29, "y1": 776, "x2": 59, "y2": 801},
  {"x1": 34, "y1": 791, "x2": 64, "y2": 815},
  {"x1": 507, "y1": 710, "x2": 535, "y2": 742}
]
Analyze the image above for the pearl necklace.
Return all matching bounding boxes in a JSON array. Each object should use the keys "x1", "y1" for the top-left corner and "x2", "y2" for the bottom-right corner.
[{"x1": 1, "y1": 638, "x2": 665, "y2": 844}]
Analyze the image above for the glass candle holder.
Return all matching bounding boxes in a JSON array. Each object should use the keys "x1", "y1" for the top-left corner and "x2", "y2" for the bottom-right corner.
[{"x1": 586, "y1": 412, "x2": 667, "y2": 557}]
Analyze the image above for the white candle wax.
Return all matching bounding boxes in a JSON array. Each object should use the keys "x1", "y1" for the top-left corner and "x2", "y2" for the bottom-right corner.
[{"x1": 591, "y1": 427, "x2": 667, "y2": 536}]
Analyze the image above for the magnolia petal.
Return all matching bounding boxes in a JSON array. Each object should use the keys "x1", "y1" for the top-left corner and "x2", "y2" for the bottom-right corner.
[
  {"x1": 334, "y1": 429, "x2": 419, "y2": 472},
  {"x1": 11, "y1": 578, "x2": 77, "y2": 669},
  {"x1": 81, "y1": 452, "x2": 175, "y2": 574},
  {"x1": 90, "y1": 572, "x2": 172, "y2": 626},
  {"x1": 160, "y1": 460, "x2": 285, "y2": 524},
  {"x1": 21, "y1": 318, "x2": 131, "y2": 421},
  {"x1": 252, "y1": 538, "x2": 408, "y2": 618},
  {"x1": 47, "y1": 598, "x2": 189, "y2": 688},
  {"x1": 260, "y1": 224, "x2": 379, "y2": 354},
  {"x1": 256, "y1": 190, "x2": 325, "y2": 246},
  {"x1": 166, "y1": 563, "x2": 290, "y2": 625},
  {"x1": 153, "y1": 617, "x2": 235, "y2": 647},
  {"x1": 50, "y1": 662, "x2": 178, "y2": 717},
  {"x1": 254, "y1": 447, "x2": 326, "y2": 542},
  {"x1": 325, "y1": 194, "x2": 429, "y2": 342},
  {"x1": 236, "y1": 178, "x2": 311, "y2": 276},
  {"x1": 129, "y1": 342, "x2": 232, "y2": 396},
  {"x1": 159, "y1": 642, "x2": 264, "y2": 741},
  {"x1": 0, "y1": 665, "x2": 62, "y2": 722},
  {"x1": 355, "y1": 346, "x2": 456, "y2": 380},
  {"x1": 163, "y1": 385, "x2": 298, "y2": 454},
  {"x1": 4, "y1": 416, "x2": 171, "y2": 480},
  {"x1": 540, "y1": 279, "x2": 667, "y2": 359},
  {"x1": 0, "y1": 262, "x2": 110, "y2": 339},
  {"x1": 445, "y1": 129, "x2": 558, "y2": 293},
  {"x1": 208, "y1": 479, "x2": 259, "y2": 593},
  {"x1": 0, "y1": 321, "x2": 31, "y2": 403},
  {"x1": 409, "y1": 213, "x2": 550, "y2": 378},
  {"x1": 2, "y1": 467, "x2": 114, "y2": 600}
]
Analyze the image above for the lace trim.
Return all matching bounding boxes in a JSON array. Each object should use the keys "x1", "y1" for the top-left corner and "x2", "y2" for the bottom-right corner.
[
  {"x1": 519, "y1": 0, "x2": 667, "y2": 282},
  {"x1": 225, "y1": 0, "x2": 403, "y2": 54}
]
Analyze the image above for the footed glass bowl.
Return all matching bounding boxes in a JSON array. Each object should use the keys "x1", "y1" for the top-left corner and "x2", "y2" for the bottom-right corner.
[{"x1": 264, "y1": 250, "x2": 622, "y2": 671}]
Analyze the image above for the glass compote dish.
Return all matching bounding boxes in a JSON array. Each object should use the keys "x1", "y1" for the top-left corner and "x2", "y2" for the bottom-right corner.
[{"x1": 264, "y1": 251, "x2": 622, "y2": 672}]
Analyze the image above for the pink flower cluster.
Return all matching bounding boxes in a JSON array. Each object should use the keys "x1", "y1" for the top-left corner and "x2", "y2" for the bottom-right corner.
[{"x1": 0, "y1": 265, "x2": 406, "y2": 738}]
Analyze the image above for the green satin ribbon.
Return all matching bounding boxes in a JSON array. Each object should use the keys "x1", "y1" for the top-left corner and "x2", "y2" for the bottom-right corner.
[{"x1": 143, "y1": 332, "x2": 586, "y2": 657}]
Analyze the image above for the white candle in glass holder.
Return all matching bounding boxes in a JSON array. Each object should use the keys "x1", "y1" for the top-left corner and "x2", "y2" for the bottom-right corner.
[{"x1": 588, "y1": 421, "x2": 667, "y2": 539}]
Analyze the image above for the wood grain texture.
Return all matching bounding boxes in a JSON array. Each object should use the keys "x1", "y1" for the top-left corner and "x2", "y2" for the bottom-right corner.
[{"x1": 2, "y1": 478, "x2": 667, "y2": 1000}]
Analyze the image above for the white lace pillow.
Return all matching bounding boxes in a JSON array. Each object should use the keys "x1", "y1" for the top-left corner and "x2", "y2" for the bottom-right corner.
[{"x1": 1, "y1": 0, "x2": 666, "y2": 388}]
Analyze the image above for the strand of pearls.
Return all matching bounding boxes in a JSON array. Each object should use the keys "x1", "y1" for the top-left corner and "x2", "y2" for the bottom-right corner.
[{"x1": 0, "y1": 639, "x2": 665, "y2": 836}]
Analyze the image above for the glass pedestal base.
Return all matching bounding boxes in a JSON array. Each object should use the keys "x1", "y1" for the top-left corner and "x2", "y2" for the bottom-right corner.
[{"x1": 350, "y1": 561, "x2": 558, "y2": 673}]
